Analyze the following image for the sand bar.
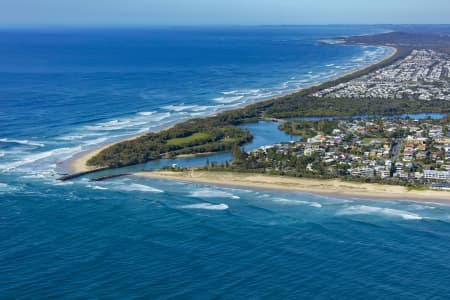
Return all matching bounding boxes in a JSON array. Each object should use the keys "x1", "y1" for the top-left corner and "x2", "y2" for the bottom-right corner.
[{"x1": 135, "y1": 170, "x2": 450, "y2": 203}]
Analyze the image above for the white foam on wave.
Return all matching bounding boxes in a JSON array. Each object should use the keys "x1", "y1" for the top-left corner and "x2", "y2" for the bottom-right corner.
[
  {"x1": 117, "y1": 183, "x2": 164, "y2": 193},
  {"x1": 0, "y1": 146, "x2": 82, "y2": 171},
  {"x1": 213, "y1": 96, "x2": 244, "y2": 103},
  {"x1": 148, "y1": 112, "x2": 172, "y2": 122},
  {"x1": 137, "y1": 127, "x2": 151, "y2": 133},
  {"x1": 222, "y1": 90, "x2": 239, "y2": 95},
  {"x1": 337, "y1": 205, "x2": 422, "y2": 220},
  {"x1": 237, "y1": 89, "x2": 261, "y2": 95},
  {"x1": 162, "y1": 104, "x2": 214, "y2": 112},
  {"x1": 21, "y1": 172, "x2": 48, "y2": 179},
  {"x1": 83, "y1": 112, "x2": 173, "y2": 132},
  {"x1": 84, "y1": 119, "x2": 132, "y2": 131},
  {"x1": 279, "y1": 81, "x2": 289, "y2": 89},
  {"x1": 163, "y1": 104, "x2": 196, "y2": 112},
  {"x1": 89, "y1": 185, "x2": 109, "y2": 190},
  {"x1": 0, "y1": 138, "x2": 44, "y2": 147},
  {"x1": 320, "y1": 39, "x2": 345, "y2": 45},
  {"x1": 407, "y1": 204, "x2": 436, "y2": 211},
  {"x1": 82, "y1": 137, "x2": 109, "y2": 146},
  {"x1": 0, "y1": 182, "x2": 17, "y2": 193},
  {"x1": 189, "y1": 188, "x2": 240, "y2": 199},
  {"x1": 57, "y1": 135, "x2": 86, "y2": 141},
  {"x1": 180, "y1": 203, "x2": 229, "y2": 210},
  {"x1": 274, "y1": 198, "x2": 322, "y2": 208},
  {"x1": 53, "y1": 181, "x2": 74, "y2": 186},
  {"x1": 138, "y1": 111, "x2": 155, "y2": 116},
  {"x1": 254, "y1": 91, "x2": 279, "y2": 99},
  {"x1": 350, "y1": 47, "x2": 391, "y2": 67},
  {"x1": 56, "y1": 132, "x2": 103, "y2": 141}
]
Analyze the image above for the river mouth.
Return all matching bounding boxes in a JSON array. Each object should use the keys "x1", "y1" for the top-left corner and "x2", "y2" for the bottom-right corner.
[
  {"x1": 72, "y1": 120, "x2": 296, "y2": 180},
  {"x1": 74, "y1": 111, "x2": 447, "y2": 180}
]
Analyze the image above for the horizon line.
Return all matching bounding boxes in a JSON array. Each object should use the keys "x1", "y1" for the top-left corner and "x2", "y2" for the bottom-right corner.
[{"x1": 0, "y1": 23, "x2": 450, "y2": 29}]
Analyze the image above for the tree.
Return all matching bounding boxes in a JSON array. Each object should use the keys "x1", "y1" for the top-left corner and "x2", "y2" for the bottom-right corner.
[{"x1": 231, "y1": 144, "x2": 244, "y2": 163}]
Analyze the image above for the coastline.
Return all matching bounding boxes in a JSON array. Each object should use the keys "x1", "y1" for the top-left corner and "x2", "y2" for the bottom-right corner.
[
  {"x1": 67, "y1": 134, "x2": 140, "y2": 173},
  {"x1": 66, "y1": 45, "x2": 398, "y2": 175},
  {"x1": 135, "y1": 170, "x2": 450, "y2": 203}
]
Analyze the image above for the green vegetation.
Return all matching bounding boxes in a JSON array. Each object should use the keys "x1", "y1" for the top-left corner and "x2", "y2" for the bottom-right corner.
[
  {"x1": 362, "y1": 138, "x2": 388, "y2": 144},
  {"x1": 89, "y1": 84, "x2": 450, "y2": 169},
  {"x1": 407, "y1": 185, "x2": 428, "y2": 191},
  {"x1": 87, "y1": 117, "x2": 252, "y2": 168},
  {"x1": 202, "y1": 113, "x2": 450, "y2": 188},
  {"x1": 87, "y1": 38, "x2": 450, "y2": 169},
  {"x1": 279, "y1": 120, "x2": 340, "y2": 137},
  {"x1": 344, "y1": 31, "x2": 450, "y2": 54},
  {"x1": 260, "y1": 97, "x2": 450, "y2": 119},
  {"x1": 166, "y1": 132, "x2": 210, "y2": 146}
]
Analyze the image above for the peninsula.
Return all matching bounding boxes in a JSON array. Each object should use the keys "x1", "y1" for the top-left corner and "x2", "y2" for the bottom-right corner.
[{"x1": 67, "y1": 30, "x2": 450, "y2": 196}]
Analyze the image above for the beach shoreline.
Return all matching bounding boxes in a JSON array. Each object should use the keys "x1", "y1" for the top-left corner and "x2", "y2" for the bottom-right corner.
[
  {"x1": 66, "y1": 45, "x2": 398, "y2": 175},
  {"x1": 66, "y1": 134, "x2": 141, "y2": 173},
  {"x1": 135, "y1": 170, "x2": 450, "y2": 203}
]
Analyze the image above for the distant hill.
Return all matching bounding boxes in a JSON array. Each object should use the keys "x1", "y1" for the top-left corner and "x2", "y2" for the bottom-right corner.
[{"x1": 345, "y1": 31, "x2": 450, "y2": 53}]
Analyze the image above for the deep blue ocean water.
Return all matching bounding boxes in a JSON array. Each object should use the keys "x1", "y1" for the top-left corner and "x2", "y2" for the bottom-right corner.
[{"x1": 1, "y1": 26, "x2": 450, "y2": 299}]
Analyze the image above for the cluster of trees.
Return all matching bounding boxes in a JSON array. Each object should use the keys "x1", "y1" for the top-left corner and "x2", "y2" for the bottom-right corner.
[
  {"x1": 280, "y1": 120, "x2": 340, "y2": 137},
  {"x1": 203, "y1": 149, "x2": 346, "y2": 180},
  {"x1": 87, "y1": 117, "x2": 252, "y2": 167},
  {"x1": 261, "y1": 97, "x2": 450, "y2": 119},
  {"x1": 90, "y1": 91, "x2": 450, "y2": 168},
  {"x1": 204, "y1": 148, "x2": 415, "y2": 186}
]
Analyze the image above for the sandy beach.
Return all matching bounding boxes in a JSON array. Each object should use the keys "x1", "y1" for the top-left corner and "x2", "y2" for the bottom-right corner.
[
  {"x1": 135, "y1": 170, "x2": 450, "y2": 202},
  {"x1": 68, "y1": 134, "x2": 142, "y2": 173},
  {"x1": 68, "y1": 144, "x2": 110, "y2": 173}
]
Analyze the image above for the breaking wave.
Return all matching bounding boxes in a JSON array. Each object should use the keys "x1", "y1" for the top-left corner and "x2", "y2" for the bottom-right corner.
[
  {"x1": 189, "y1": 188, "x2": 240, "y2": 199},
  {"x1": 0, "y1": 138, "x2": 44, "y2": 147},
  {"x1": 212, "y1": 96, "x2": 244, "y2": 103},
  {"x1": 337, "y1": 205, "x2": 423, "y2": 220},
  {"x1": 116, "y1": 183, "x2": 164, "y2": 193},
  {"x1": 0, "y1": 182, "x2": 17, "y2": 193},
  {"x1": 137, "y1": 111, "x2": 155, "y2": 116},
  {"x1": 0, "y1": 146, "x2": 82, "y2": 171},
  {"x1": 273, "y1": 198, "x2": 322, "y2": 208},
  {"x1": 180, "y1": 203, "x2": 229, "y2": 210},
  {"x1": 162, "y1": 104, "x2": 216, "y2": 112},
  {"x1": 87, "y1": 184, "x2": 109, "y2": 190}
]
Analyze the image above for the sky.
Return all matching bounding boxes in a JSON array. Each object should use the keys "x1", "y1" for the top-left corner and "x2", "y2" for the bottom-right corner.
[{"x1": 0, "y1": 0, "x2": 449, "y2": 27}]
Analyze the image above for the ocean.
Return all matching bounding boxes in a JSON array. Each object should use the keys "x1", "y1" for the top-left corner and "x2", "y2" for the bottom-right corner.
[{"x1": 1, "y1": 26, "x2": 450, "y2": 299}]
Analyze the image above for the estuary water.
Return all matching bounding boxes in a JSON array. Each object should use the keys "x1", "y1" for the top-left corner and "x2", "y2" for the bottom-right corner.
[{"x1": 1, "y1": 26, "x2": 450, "y2": 299}]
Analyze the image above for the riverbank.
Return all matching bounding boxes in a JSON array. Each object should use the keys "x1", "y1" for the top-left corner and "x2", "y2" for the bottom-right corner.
[
  {"x1": 66, "y1": 45, "x2": 398, "y2": 174},
  {"x1": 135, "y1": 170, "x2": 450, "y2": 203}
]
